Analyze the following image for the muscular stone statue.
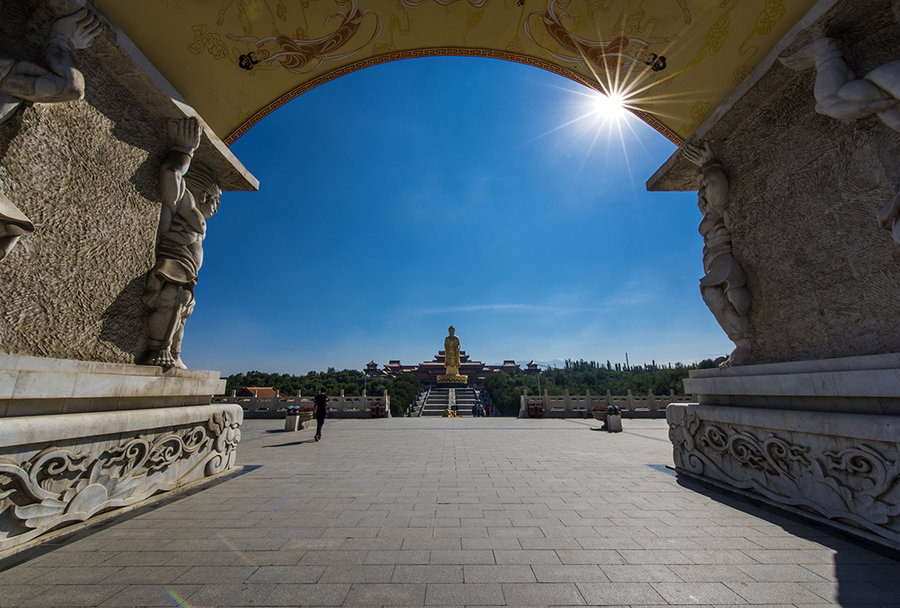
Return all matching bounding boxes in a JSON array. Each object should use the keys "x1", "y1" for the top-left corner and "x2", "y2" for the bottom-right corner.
[
  {"x1": 683, "y1": 143, "x2": 752, "y2": 367},
  {"x1": 0, "y1": 8, "x2": 103, "y2": 124},
  {"x1": 780, "y1": 8, "x2": 900, "y2": 244},
  {"x1": 778, "y1": 1, "x2": 900, "y2": 131},
  {"x1": 779, "y1": 36, "x2": 900, "y2": 133},
  {"x1": 0, "y1": 8, "x2": 102, "y2": 262},
  {"x1": 142, "y1": 117, "x2": 221, "y2": 370}
]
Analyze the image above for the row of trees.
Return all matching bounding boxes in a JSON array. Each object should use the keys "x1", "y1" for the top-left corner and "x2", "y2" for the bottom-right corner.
[
  {"x1": 225, "y1": 357, "x2": 716, "y2": 418},
  {"x1": 223, "y1": 369, "x2": 420, "y2": 417},
  {"x1": 483, "y1": 359, "x2": 716, "y2": 415},
  {"x1": 224, "y1": 369, "x2": 364, "y2": 397}
]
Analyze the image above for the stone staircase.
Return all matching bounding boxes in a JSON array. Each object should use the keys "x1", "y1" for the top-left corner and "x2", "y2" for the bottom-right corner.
[{"x1": 419, "y1": 387, "x2": 481, "y2": 416}]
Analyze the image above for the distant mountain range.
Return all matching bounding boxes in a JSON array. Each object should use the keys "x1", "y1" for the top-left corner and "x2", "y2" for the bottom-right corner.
[{"x1": 514, "y1": 359, "x2": 566, "y2": 369}]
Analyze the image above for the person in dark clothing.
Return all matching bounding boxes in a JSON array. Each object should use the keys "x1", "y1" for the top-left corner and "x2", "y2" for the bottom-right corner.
[{"x1": 314, "y1": 388, "x2": 328, "y2": 441}]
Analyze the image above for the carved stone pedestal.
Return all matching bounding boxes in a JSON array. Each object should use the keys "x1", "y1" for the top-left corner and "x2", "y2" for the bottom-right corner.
[
  {"x1": 0, "y1": 355, "x2": 242, "y2": 556},
  {"x1": 668, "y1": 353, "x2": 900, "y2": 548}
]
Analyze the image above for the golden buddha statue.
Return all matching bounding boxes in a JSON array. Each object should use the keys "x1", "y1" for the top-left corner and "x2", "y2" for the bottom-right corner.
[{"x1": 438, "y1": 325, "x2": 468, "y2": 383}]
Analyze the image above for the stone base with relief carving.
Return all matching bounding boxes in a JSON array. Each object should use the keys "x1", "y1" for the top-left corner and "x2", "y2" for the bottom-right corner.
[
  {"x1": 0, "y1": 355, "x2": 243, "y2": 555},
  {"x1": 668, "y1": 353, "x2": 900, "y2": 549}
]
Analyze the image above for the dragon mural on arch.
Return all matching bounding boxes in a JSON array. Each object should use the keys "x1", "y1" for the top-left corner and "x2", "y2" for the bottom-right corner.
[
  {"x1": 525, "y1": 0, "x2": 679, "y2": 74},
  {"x1": 226, "y1": 0, "x2": 382, "y2": 74}
]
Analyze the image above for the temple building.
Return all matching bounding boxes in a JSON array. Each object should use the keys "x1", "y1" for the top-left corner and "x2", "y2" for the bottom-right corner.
[{"x1": 365, "y1": 352, "x2": 522, "y2": 386}]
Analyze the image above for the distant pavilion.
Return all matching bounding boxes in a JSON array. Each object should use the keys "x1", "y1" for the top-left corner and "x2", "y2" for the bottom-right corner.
[{"x1": 365, "y1": 353, "x2": 541, "y2": 386}]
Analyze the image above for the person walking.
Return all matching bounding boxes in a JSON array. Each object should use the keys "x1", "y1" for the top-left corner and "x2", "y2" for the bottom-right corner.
[{"x1": 314, "y1": 388, "x2": 328, "y2": 441}]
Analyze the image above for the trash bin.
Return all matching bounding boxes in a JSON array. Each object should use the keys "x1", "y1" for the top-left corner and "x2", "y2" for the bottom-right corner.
[
  {"x1": 284, "y1": 405, "x2": 300, "y2": 432},
  {"x1": 605, "y1": 405, "x2": 622, "y2": 433}
]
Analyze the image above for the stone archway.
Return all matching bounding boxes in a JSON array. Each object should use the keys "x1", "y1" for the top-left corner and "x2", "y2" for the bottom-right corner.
[
  {"x1": 93, "y1": 0, "x2": 819, "y2": 145},
  {"x1": 2, "y1": 0, "x2": 900, "y2": 552}
]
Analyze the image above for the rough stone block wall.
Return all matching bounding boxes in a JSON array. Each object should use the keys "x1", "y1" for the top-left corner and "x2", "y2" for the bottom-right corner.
[
  {"x1": 716, "y1": 2, "x2": 900, "y2": 363},
  {"x1": 0, "y1": 3, "x2": 161, "y2": 363}
]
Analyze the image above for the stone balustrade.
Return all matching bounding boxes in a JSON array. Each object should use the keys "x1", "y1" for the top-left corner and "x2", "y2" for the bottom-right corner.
[
  {"x1": 214, "y1": 390, "x2": 390, "y2": 419},
  {"x1": 519, "y1": 389, "x2": 694, "y2": 419}
]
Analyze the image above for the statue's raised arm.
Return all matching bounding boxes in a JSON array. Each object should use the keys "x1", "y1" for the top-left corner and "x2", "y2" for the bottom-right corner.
[
  {"x1": 683, "y1": 142, "x2": 729, "y2": 217},
  {"x1": 0, "y1": 8, "x2": 103, "y2": 120},
  {"x1": 160, "y1": 117, "x2": 202, "y2": 212}
]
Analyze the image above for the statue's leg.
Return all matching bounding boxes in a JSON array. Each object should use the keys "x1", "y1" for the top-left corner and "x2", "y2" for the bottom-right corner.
[
  {"x1": 701, "y1": 284, "x2": 751, "y2": 366},
  {"x1": 144, "y1": 282, "x2": 184, "y2": 368},
  {"x1": 169, "y1": 291, "x2": 195, "y2": 370},
  {"x1": 725, "y1": 283, "x2": 751, "y2": 318}
]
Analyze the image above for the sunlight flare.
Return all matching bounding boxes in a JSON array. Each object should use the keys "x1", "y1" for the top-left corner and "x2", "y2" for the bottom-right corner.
[{"x1": 587, "y1": 90, "x2": 630, "y2": 124}]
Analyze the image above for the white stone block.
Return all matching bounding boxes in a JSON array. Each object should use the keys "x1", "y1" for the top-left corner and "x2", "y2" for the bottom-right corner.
[
  {"x1": 0, "y1": 371, "x2": 16, "y2": 399},
  {"x1": 0, "y1": 404, "x2": 243, "y2": 553},
  {"x1": 667, "y1": 402, "x2": 900, "y2": 548},
  {"x1": 12, "y1": 371, "x2": 76, "y2": 399}
]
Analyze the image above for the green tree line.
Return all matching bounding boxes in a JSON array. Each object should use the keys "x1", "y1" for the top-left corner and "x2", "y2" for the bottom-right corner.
[
  {"x1": 226, "y1": 358, "x2": 715, "y2": 418},
  {"x1": 483, "y1": 358, "x2": 716, "y2": 415},
  {"x1": 224, "y1": 369, "x2": 420, "y2": 417}
]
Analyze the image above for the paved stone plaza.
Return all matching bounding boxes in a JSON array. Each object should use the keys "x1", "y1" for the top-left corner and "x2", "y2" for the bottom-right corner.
[{"x1": 1, "y1": 417, "x2": 898, "y2": 607}]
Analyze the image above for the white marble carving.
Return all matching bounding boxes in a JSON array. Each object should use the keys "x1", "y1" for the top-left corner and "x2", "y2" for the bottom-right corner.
[
  {"x1": 682, "y1": 143, "x2": 751, "y2": 367},
  {"x1": 0, "y1": 8, "x2": 102, "y2": 262},
  {"x1": 0, "y1": 191, "x2": 33, "y2": 262},
  {"x1": 779, "y1": 20, "x2": 900, "y2": 244},
  {"x1": 0, "y1": 8, "x2": 102, "y2": 124},
  {"x1": 668, "y1": 403, "x2": 900, "y2": 545},
  {"x1": 779, "y1": 36, "x2": 900, "y2": 133},
  {"x1": 143, "y1": 118, "x2": 221, "y2": 370},
  {"x1": 0, "y1": 405, "x2": 241, "y2": 551}
]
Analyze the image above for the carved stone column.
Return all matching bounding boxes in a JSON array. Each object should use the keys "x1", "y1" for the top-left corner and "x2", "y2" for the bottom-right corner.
[{"x1": 653, "y1": 0, "x2": 900, "y2": 549}]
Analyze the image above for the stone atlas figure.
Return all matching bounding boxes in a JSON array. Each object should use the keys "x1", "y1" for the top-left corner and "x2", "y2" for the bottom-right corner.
[
  {"x1": 143, "y1": 117, "x2": 221, "y2": 369},
  {"x1": 0, "y1": 8, "x2": 102, "y2": 262},
  {"x1": 683, "y1": 143, "x2": 752, "y2": 367},
  {"x1": 780, "y1": 3, "x2": 900, "y2": 243}
]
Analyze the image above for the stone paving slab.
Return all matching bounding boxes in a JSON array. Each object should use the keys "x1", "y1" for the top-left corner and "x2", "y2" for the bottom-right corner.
[{"x1": 1, "y1": 417, "x2": 899, "y2": 607}]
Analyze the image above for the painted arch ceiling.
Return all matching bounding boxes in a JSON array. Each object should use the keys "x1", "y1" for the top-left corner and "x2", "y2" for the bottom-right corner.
[{"x1": 95, "y1": 0, "x2": 817, "y2": 145}]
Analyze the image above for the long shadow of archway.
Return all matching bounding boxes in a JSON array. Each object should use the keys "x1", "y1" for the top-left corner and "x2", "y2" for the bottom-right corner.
[{"x1": 675, "y1": 475, "x2": 900, "y2": 606}]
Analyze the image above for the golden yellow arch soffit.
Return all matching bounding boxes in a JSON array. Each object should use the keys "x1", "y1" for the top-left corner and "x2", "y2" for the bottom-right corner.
[{"x1": 96, "y1": 0, "x2": 817, "y2": 146}]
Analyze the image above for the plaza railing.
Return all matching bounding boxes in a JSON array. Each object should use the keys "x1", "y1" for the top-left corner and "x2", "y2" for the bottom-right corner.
[
  {"x1": 518, "y1": 389, "x2": 694, "y2": 419},
  {"x1": 213, "y1": 389, "x2": 390, "y2": 419}
]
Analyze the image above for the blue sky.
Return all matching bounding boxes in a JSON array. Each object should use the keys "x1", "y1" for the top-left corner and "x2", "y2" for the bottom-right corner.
[{"x1": 183, "y1": 56, "x2": 732, "y2": 375}]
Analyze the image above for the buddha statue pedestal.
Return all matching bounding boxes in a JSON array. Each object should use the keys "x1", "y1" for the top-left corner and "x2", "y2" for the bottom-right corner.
[{"x1": 438, "y1": 373, "x2": 468, "y2": 384}]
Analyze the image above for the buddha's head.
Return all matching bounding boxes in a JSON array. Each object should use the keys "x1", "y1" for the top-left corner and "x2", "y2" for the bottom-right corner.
[{"x1": 448, "y1": 326, "x2": 455, "y2": 336}]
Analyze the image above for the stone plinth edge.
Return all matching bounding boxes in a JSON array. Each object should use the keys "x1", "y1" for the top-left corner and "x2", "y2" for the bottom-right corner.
[
  {"x1": 0, "y1": 354, "x2": 226, "y2": 416},
  {"x1": 667, "y1": 402, "x2": 900, "y2": 549},
  {"x1": 0, "y1": 403, "x2": 243, "y2": 553},
  {"x1": 683, "y1": 353, "x2": 900, "y2": 414}
]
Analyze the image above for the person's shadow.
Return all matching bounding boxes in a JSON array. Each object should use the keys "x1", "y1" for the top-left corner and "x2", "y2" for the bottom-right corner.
[{"x1": 264, "y1": 440, "x2": 315, "y2": 448}]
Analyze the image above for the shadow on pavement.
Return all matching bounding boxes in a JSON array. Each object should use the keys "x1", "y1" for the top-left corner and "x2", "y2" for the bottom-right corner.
[{"x1": 676, "y1": 475, "x2": 900, "y2": 607}]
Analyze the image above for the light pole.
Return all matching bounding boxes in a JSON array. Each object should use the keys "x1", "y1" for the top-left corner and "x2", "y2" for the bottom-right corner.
[{"x1": 536, "y1": 363, "x2": 550, "y2": 402}]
